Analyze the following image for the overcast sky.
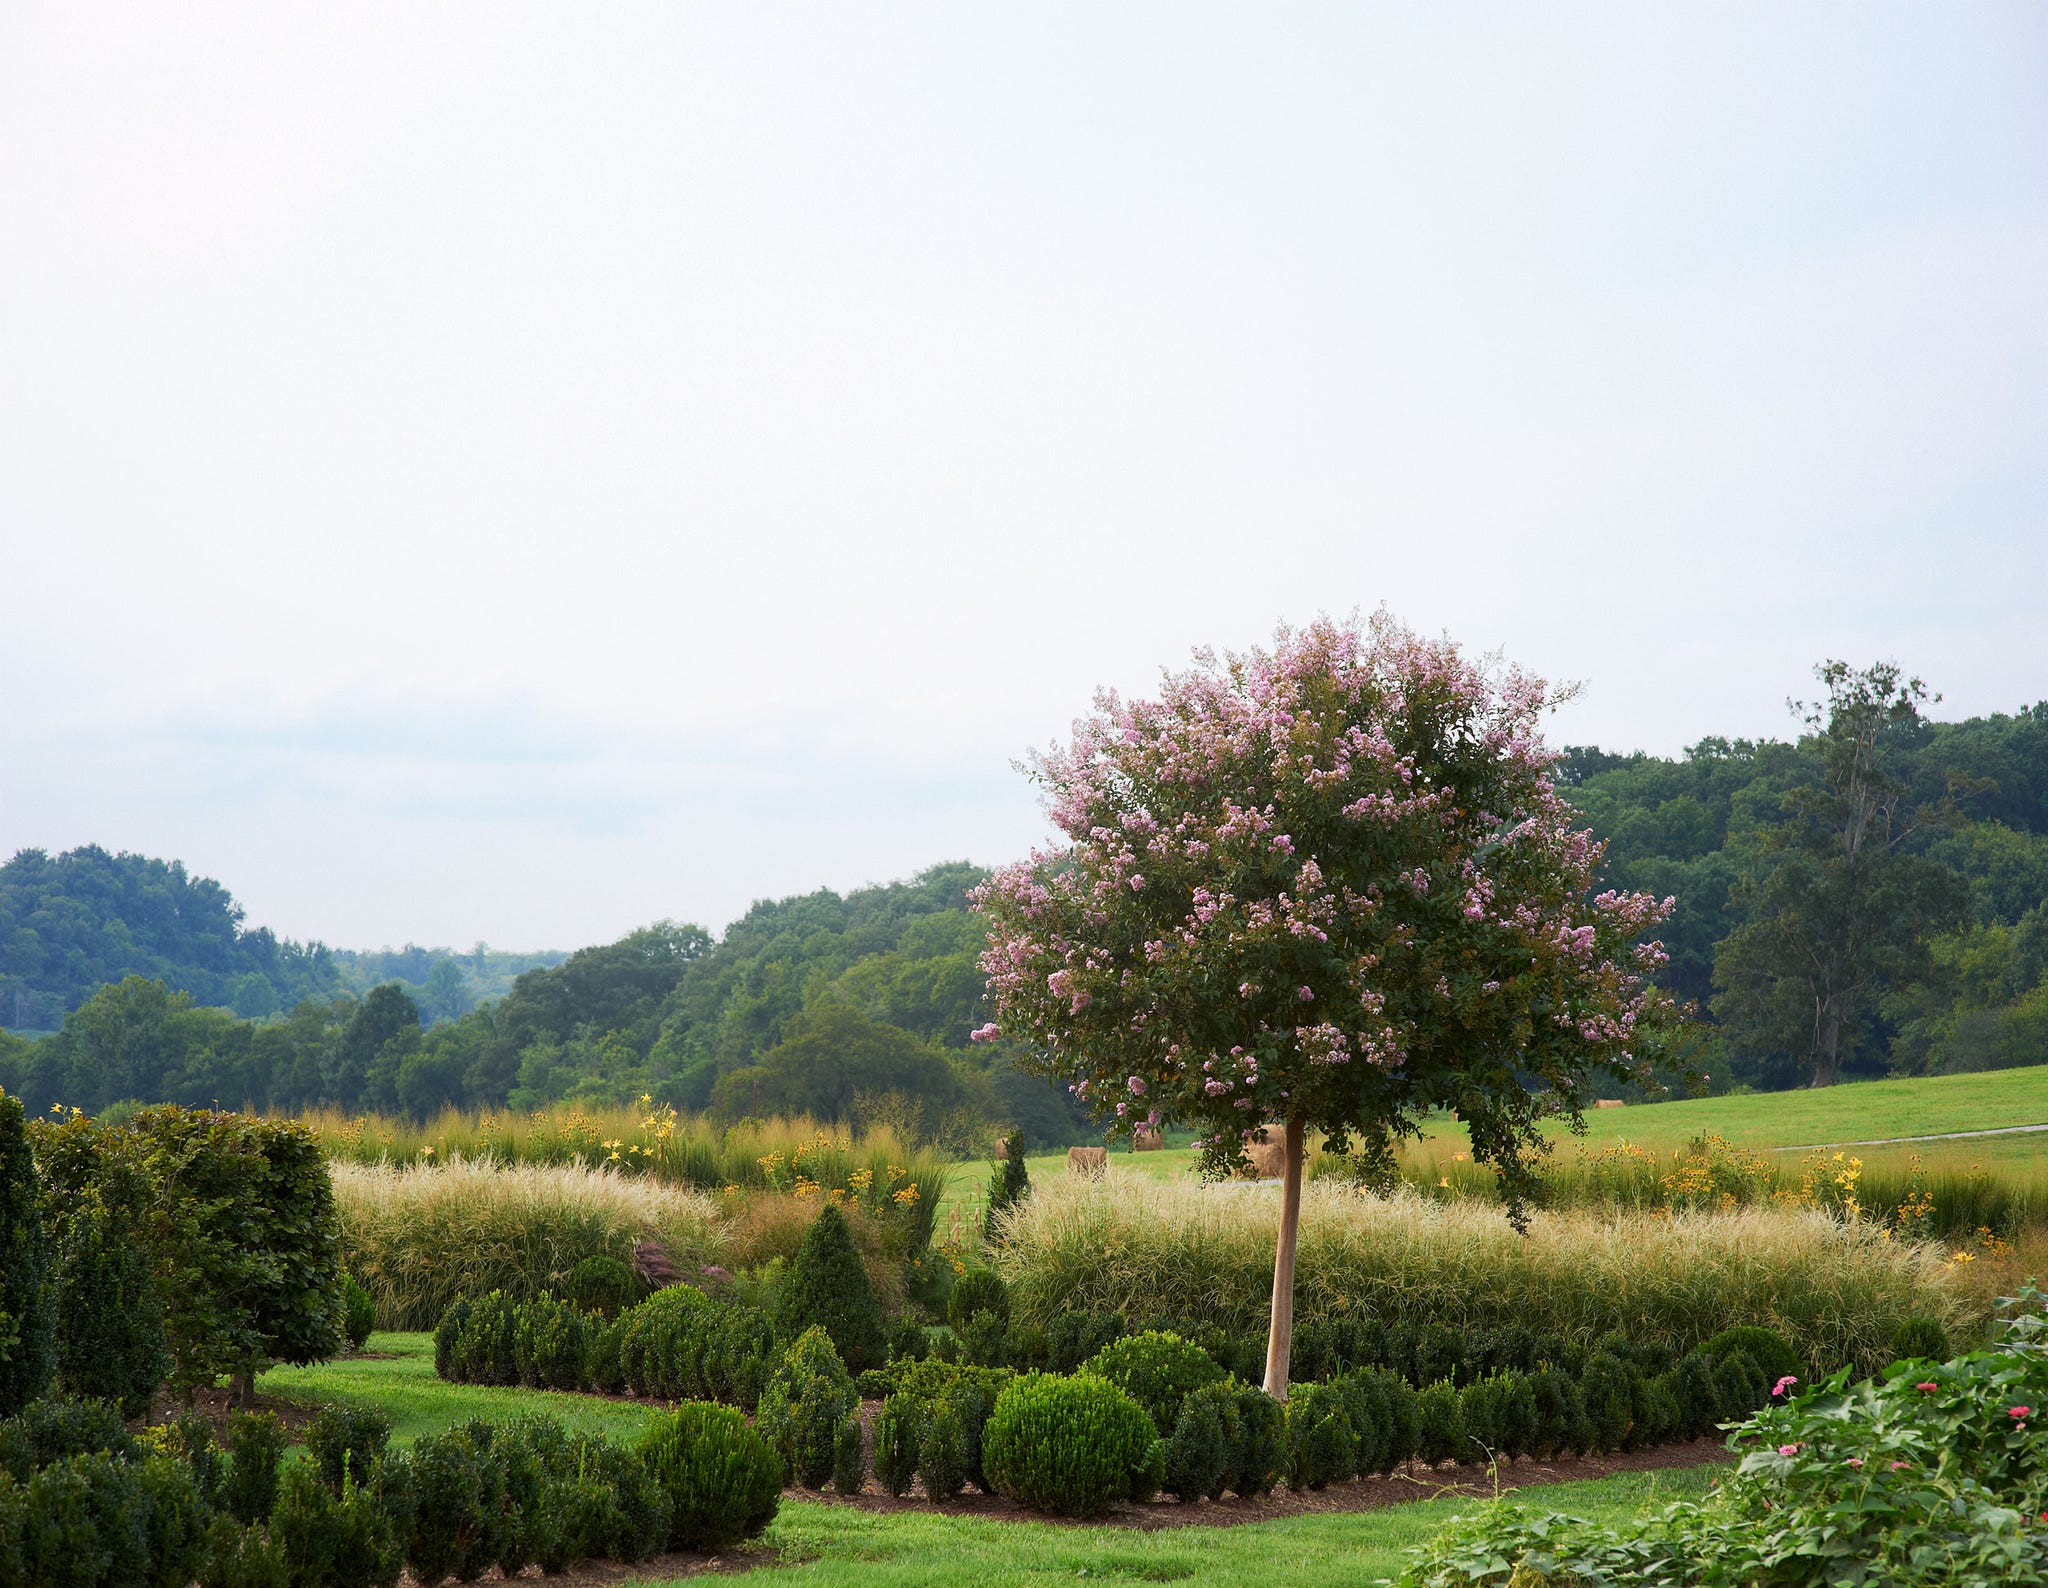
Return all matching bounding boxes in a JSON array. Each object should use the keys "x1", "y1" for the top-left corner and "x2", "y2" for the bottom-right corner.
[{"x1": 3, "y1": 3, "x2": 2043, "y2": 952}]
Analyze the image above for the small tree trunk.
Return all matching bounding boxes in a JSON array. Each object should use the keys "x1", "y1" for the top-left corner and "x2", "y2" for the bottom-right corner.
[
  {"x1": 1811, "y1": 1011, "x2": 1841, "y2": 1088},
  {"x1": 1261, "y1": 1116, "x2": 1307, "y2": 1403},
  {"x1": 230, "y1": 1369, "x2": 255, "y2": 1410}
]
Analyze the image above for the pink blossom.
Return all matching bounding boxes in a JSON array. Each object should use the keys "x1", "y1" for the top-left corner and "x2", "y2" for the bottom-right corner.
[
  {"x1": 1845, "y1": 1457, "x2": 1863, "y2": 1469},
  {"x1": 1127, "y1": 1076, "x2": 1146, "y2": 1097},
  {"x1": 1297, "y1": 986, "x2": 1315, "y2": 1002},
  {"x1": 1778, "y1": 1444, "x2": 1800, "y2": 1457},
  {"x1": 1916, "y1": 1382, "x2": 1939, "y2": 1393},
  {"x1": 969, "y1": 1022, "x2": 1000, "y2": 1043},
  {"x1": 2012, "y1": 1406, "x2": 2032, "y2": 1420},
  {"x1": 1772, "y1": 1375, "x2": 1798, "y2": 1397}
]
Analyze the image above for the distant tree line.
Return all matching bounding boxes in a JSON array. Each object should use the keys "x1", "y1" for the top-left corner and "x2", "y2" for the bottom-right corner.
[
  {"x1": 1563, "y1": 667, "x2": 2047, "y2": 1089},
  {"x1": 0, "y1": 863, "x2": 1093, "y2": 1146}
]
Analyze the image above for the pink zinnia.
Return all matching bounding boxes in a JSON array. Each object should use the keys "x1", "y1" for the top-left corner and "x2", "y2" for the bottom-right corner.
[
  {"x1": 1772, "y1": 1375, "x2": 1798, "y2": 1397},
  {"x1": 1778, "y1": 1444, "x2": 1800, "y2": 1457},
  {"x1": 1916, "y1": 1382, "x2": 1938, "y2": 1393},
  {"x1": 2011, "y1": 1406, "x2": 2033, "y2": 1420},
  {"x1": 1845, "y1": 1458, "x2": 1863, "y2": 1469}
]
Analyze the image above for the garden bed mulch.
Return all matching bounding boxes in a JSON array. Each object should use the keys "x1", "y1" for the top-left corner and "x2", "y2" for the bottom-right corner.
[{"x1": 143, "y1": 1386, "x2": 324, "y2": 1438}]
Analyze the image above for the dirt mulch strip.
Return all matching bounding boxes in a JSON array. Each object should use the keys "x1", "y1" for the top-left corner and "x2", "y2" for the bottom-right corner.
[
  {"x1": 143, "y1": 1387, "x2": 322, "y2": 1437},
  {"x1": 794, "y1": 1435, "x2": 1731, "y2": 1530}
]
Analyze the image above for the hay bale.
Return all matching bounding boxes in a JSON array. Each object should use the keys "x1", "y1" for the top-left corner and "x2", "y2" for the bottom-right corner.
[
  {"x1": 1240, "y1": 1137, "x2": 1288, "y2": 1180},
  {"x1": 993, "y1": 1137, "x2": 1010, "y2": 1161},
  {"x1": 1067, "y1": 1146, "x2": 1109, "y2": 1179},
  {"x1": 1594, "y1": 1098, "x2": 1626, "y2": 1110},
  {"x1": 1133, "y1": 1127, "x2": 1164, "y2": 1152}
]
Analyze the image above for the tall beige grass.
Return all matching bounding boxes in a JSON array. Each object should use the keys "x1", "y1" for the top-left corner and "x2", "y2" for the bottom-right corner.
[
  {"x1": 994, "y1": 1173, "x2": 1969, "y2": 1376},
  {"x1": 332, "y1": 1158, "x2": 729, "y2": 1330}
]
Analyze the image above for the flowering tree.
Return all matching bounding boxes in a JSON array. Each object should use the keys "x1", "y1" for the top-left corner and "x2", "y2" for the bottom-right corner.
[{"x1": 971, "y1": 614, "x2": 1678, "y2": 1399}]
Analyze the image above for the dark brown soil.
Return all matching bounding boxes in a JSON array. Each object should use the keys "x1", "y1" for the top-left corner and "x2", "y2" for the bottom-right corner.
[{"x1": 142, "y1": 1386, "x2": 322, "y2": 1436}]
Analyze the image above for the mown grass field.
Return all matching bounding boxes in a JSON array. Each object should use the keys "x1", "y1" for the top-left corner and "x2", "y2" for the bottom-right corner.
[
  {"x1": 944, "y1": 1067, "x2": 2048, "y2": 1222},
  {"x1": 259, "y1": 1333, "x2": 1720, "y2": 1587}
]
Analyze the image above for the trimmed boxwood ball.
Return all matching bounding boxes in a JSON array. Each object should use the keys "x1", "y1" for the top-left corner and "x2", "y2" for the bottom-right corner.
[
  {"x1": 1081, "y1": 1330, "x2": 1225, "y2": 1436},
  {"x1": 756, "y1": 1325, "x2": 858, "y2": 1489},
  {"x1": 1889, "y1": 1315, "x2": 1949, "y2": 1364},
  {"x1": 639, "y1": 1401, "x2": 783, "y2": 1551},
  {"x1": 776, "y1": 1205, "x2": 888, "y2": 1374},
  {"x1": 1284, "y1": 1381, "x2": 1356, "y2": 1490},
  {"x1": 1703, "y1": 1326, "x2": 1800, "y2": 1388},
  {"x1": 983, "y1": 1372, "x2": 1164, "y2": 1519},
  {"x1": 340, "y1": 1272, "x2": 377, "y2": 1351},
  {"x1": 272, "y1": 1456, "x2": 404, "y2": 1588},
  {"x1": 1712, "y1": 1348, "x2": 1768, "y2": 1422},
  {"x1": 947, "y1": 1268, "x2": 1010, "y2": 1332},
  {"x1": 1047, "y1": 1309, "x2": 1126, "y2": 1374},
  {"x1": 565, "y1": 1254, "x2": 641, "y2": 1320}
]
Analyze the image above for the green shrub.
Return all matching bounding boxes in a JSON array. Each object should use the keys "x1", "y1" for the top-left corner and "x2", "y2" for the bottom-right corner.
[
  {"x1": 53, "y1": 1184, "x2": 168, "y2": 1419},
  {"x1": 1046, "y1": 1310, "x2": 1125, "y2": 1374},
  {"x1": 432, "y1": 1298, "x2": 471, "y2": 1381},
  {"x1": 585, "y1": 1316, "x2": 625, "y2": 1395},
  {"x1": 1332, "y1": 1370, "x2": 1390, "y2": 1475},
  {"x1": 445, "y1": 1290, "x2": 519, "y2": 1386},
  {"x1": 1004, "y1": 1320, "x2": 1049, "y2": 1372},
  {"x1": 1888, "y1": 1314, "x2": 1949, "y2": 1364},
  {"x1": 1228, "y1": 1383, "x2": 1286, "y2": 1496},
  {"x1": 339, "y1": 1274, "x2": 376, "y2": 1352},
  {"x1": 9, "y1": 1451, "x2": 152, "y2": 1588},
  {"x1": 614, "y1": 1283, "x2": 775, "y2": 1406},
  {"x1": 1526, "y1": 1365, "x2": 1584, "y2": 1459},
  {"x1": 948, "y1": 1269, "x2": 1010, "y2": 1332},
  {"x1": 135, "y1": 1450, "x2": 212, "y2": 1588},
  {"x1": 201, "y1": 1511, "x2": 289, "y2": 1588},
  {"x1": 0, "y1": 1396, "x2": 134, "y2": 1479},
  {"x1": 0, "y1": 1093, "x2": 53, "y2": 1416},
  {"x1": 304, "y1": 1404, "x2": 392, "y2": 1495},
  {"x1": 775, "y1": 1205, "x2": 887, "y2": 1374},
  {"x1": 1456, "y1": 1375, "x2": 1505, "y2": 1462},
  {"x1": 565, "y1": 1255, "x2": 641, "y2": 1320},
  {"x1": 555, "y1": 1434, "x2": 670, "y2": 1566},
  {"x1": 1415, "y1": 1379, "x2": 1466, "y2": 1465},
  {"x1": 918, "y1": 1395, "x2": 971, "y2": 1501},
  {"x1": 874, "y1": 1394, "x2": 919, "y2": 1497},
  {"x1": 1081, "y1": 1330, "x2": 1226, "y2": 1436},
  {"x1": 1662, "y1": 1352, "x2": 1722, "y2": 1441},
  {"x1": 984, "y1": 1129, "x2": 1030, "y2": 1243},
  {"x1": 756, "y1": 1325, "x2": 857, "y2": 1489},
  {"x1": 1712, "y1": 1348, "x2": 1768, "y2": 1423},
  {"x1": 1577, "y1": 1352, "x2": 1635, "y2": 1455},
  {"x1": 148, "y1": 1410, "x2": 224, "y2": 1509},
  {"x1": 271, "y1": 1458, "x2": 402, "y2": 1588},
  {"x1": 221, "y1": 1411, "x2": 287, "y2": 1526},
  {"x1": 639, "y1": 1401, "x2": 782, "y2": 1551},
  {"x1": 513, "y1": 1292, "x2": 590, "y2": 1390},
  {"x1": 982, "y1": 1372, "x2": 1163, "y2": 1518},
  {"x1": 1284, "y1": 1381, "x2": 1356, "y2": 1489},
  {"x1": 885, "y1": 1315, "x2": 928, "y2": 1364},
  {"x1": 1162, "y1": 1380, "x2": 1231, "y2": 1501},
  {"x1": 956, "y1": 1310, "x2": 1007, "y2": 1369},
  {"x1": 832, "y1": 1409, "x2": 866, "y2": 1496},
  {"x1": 406, "y1": 1421, "x2": 507, "y2": 1585},
  {"x1": 1702, "y1": 1326, "x2": 1800, "y2": 1388}
]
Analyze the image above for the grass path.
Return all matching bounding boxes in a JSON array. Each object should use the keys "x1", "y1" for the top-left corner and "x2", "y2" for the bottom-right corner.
[
  {"x1": 716, "y1": 1468, "x2": 1717, "y2": 1588},
  {"x1": 260, "y1": 1333, "x2": 1719, "y2": 1586}
]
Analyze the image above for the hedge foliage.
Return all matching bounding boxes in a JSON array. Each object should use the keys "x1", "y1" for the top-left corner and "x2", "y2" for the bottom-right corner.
[
  {"x1": 982, "y1": 1372, "x2": 1164, "y2": 1518},
  {"x1": 776, "y1": 1205, "x2": 886, "y2": 1374},
  {"x1": 0, "y1": 1094, "x2": 52, "y2": 1416},
  {"x1": 639, "y1": 1401, "x2": 782, "y2": 1552}
]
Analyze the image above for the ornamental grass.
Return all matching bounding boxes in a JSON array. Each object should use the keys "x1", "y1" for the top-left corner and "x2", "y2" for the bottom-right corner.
[
  {"x1": 302, "y1": 1103, "x2": 947, "y2": 1253},
  {"x1": 995, "y1": 1175, "x2": 1968, "y2": 1378},
  {"x1": 331, "y1": 1158, "x2": 729, "y2": 1330}
]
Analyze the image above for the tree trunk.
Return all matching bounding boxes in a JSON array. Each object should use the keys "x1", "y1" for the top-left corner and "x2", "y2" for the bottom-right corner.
[
  {"x1": 230, "y1": 1369, "x2": 255, "y2": 1410},
  {"x1": 1261, "y1": 1116, "x2": 1307, "y2": 1403},
  {"x1": 1810, "y1": 1009, "x2": 1841, "y2": 1088}
]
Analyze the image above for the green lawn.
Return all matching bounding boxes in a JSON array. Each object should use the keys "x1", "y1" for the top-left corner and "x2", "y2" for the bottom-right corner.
[
  {"x1": 259, "y1": 1332, "x2": 657, "y2": 1447},
  {"x1": 260, "y1": 1332, "x2": 1719, "y2": 1587}
]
